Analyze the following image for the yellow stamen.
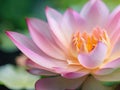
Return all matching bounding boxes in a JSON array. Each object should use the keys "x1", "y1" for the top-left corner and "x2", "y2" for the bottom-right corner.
[{"x1": 72, "y1": 27, "x2": 110, "y2": 53}]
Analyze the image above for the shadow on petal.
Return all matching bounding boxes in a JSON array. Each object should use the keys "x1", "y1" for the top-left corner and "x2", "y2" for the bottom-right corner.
[{"x1": 35, "y1": 76, "x2": 87, "y2": 90}]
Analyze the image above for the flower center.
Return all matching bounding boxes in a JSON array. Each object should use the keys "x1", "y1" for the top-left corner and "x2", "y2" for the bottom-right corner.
[{"x1": 72, "y1": 27, "x2": 110, "y2": 53}]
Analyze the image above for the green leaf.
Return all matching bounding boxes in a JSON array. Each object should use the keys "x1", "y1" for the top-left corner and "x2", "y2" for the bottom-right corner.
[
  {"x1": 0, "y1": 64, "x2": 39, "y2": 90},
  {"x1": 102, "y1": 81, "x2": 120, "y2": 87}
]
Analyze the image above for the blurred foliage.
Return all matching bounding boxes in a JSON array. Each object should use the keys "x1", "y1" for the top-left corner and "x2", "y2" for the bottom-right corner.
[
  {"x1": 0, "y1": 64, "x2": 39, "y2": 90},
  {"x1": 51, "y1": 0, "x2": 87, "y2": 11},
  {"x1": 0, "y1": 0, "x2": 120, "y2": 52},
  {"x1": 102, "y1": 81, "x2": 120, "y2": 87}
]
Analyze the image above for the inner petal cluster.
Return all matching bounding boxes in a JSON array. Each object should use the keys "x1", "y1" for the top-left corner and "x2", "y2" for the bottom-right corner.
[{"x1": 72, "y1": 27, "x2": 110, "y2": 53}]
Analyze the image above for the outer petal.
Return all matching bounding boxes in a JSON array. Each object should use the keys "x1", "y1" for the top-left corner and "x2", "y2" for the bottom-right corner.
[
  {"x1": 35, "y1": 76, "x2": 87, "y2": 90},
  {"x1": 95, "y1": 58, "x2": 120, "y2": 75},
  {"x1": 53, "y1": 66, "x2": 89, "y2": 79},
  {"x1": 26, "y1": 18, "x2": 65, "y2": 60},
  {"x1": 26, "y1": 59, "x2": 57, "y2": 76},
  {"x1": 61, "y1": 9, "x2": 86, "y2": 44},
  {"x1": 94, "y1": 68, "x2": 115, "y2": 76},
  {"x1": 80, "y1": 0, "x2": 109, "y2": 31},
  {"x1": 66, "y1": 9, "x2": 86, "y2": 32},
  {"x1": 6, "y1": 32, "x2": 67, "y2": 71},
  {"x1": 94, "y1": 69, "x2": 120, "y2": 82},
  {"x1": 106, "y1": 6, "x2": 120, "y2": 34},
  {"x1": 46, "y1": 7, "x2": 68, "y2": 49},
  {"x1": 78, "y1": 42, "x2": 107, "y2": 69},
  {"x1": 106, "y1": 6, "x2": 120, "y2": 46},
  {"x1": 62, "y1": 71, "x2": 89, "y2": 79},
  {"x1": 110, "y1": 40, "x2": 120, "y2": 59},
  {"x1": 109, "y1": 21, "x2": 120, "y2": 46},
  {"x1": 27, "y1": 68, "x2": 57, "y2": 76},
  {"x1": 101, "y1": 58, "x2": 120, "y2": 69},
  {"x1": 82, "y1": 76, "x2": 114, "y2": 90}
]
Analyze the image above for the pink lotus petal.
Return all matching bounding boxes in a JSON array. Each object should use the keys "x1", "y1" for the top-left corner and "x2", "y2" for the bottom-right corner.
[
  {"x1": 61, "y1": 9, "x2": 86, "y2": 43},
  {"x1": 106, "y1": 6, "x2": 120, "y2": 46},
  {"x1": 62, "y1": 71, "x2": 89, "y2": 79},
  {"x1": 110, "y1": 21, "x2": 120, "y2": 46},
  {"x1": 80, "y1": 0, "x2": 109, "y2": 31},
  {"x1": 27, "y1": 68, "x2": 57, "y2": 76},
  {"x1": 109, "y1": 22, "x2": 120, "y2": 47},
  {"x1": 26, "y1": 59, "x2": 46, "y2": 69},
  {"x1": 94, "y1": 68, "x2": 115, "y2": 75},
  {"x1": 26, "y1": 18, "x2": 65, "y2": 60},
  {"x1": 52, "y1": 66, "x2": 81, "y2": 75},
  {"x1": 111, "y1": 40, "x2": 120, "y2": 58},
  {"x1": 46, "y1": 7, "x2": 69, "y2": 49},
  {"x1": 6, "y1": 31, "x2": 67, "y2": 70},
  {"x1": 26, "y1": 59, "x2": 57, "y2": 76},
  {"x1": 82, "y1": 76, "x2": 114, "y2": 90},
  {"x1": 95, "y1": 58, "x2": 120, "y2": 75},
  {"x1": 69, "y1": 9, "x2": 86, "y2": 32},
  {"x1": 35, "y1": 76, "x2": 87, "y2": 90},
  {"x1": 78, "y1": 42, "x2": 107, "y2": 69},
  {"x1": 61, "y1": 9, "x2": 75, "y2": 40},
  {"x1": 101, "y1": 58, "x2": 120, "y2": 69},
  {"x1": 53, "y1": 66, "x2": 89, "y2": 79},
  {"x1": 94, "y1": 69, "x2": 120, "y2": 82},
  {"x1": 106, "y1": 6, "x2": 120, "y2": 34}
]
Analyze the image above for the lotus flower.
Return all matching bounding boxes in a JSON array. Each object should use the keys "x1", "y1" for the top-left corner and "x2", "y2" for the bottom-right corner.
[{"x1": 6, "y1": 0, "x2": 120, "y2": 90}]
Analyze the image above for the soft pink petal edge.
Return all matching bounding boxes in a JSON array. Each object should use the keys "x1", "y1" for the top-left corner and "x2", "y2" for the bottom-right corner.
[
  {"x1": 80, "y1": 0, "x2": 109, "y2": 31},
  {"x1": 26, "y1": 59, "x2": 57, "y2": 76},
  {"x1": 6, "y1": 31, "x2": 67, "y2": 72},
  {"x1": 95, "y1": 58, "x2": 120, "y2": 75},
  {"x1": 26, "y1": 18, "x2": 66, "y2": 60},
  {"x1": 45, "y1": 7, "x2": 69, "y2": 49},
  {"x1": 35, "y1": 76, "x2": 87, "y2": 90},
  {"x1": 94, "y1": 69, "x2": 120, "y2": 82},
  {"x1": 78, "y1": 42, "x2": 107, "y2": 69}
]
